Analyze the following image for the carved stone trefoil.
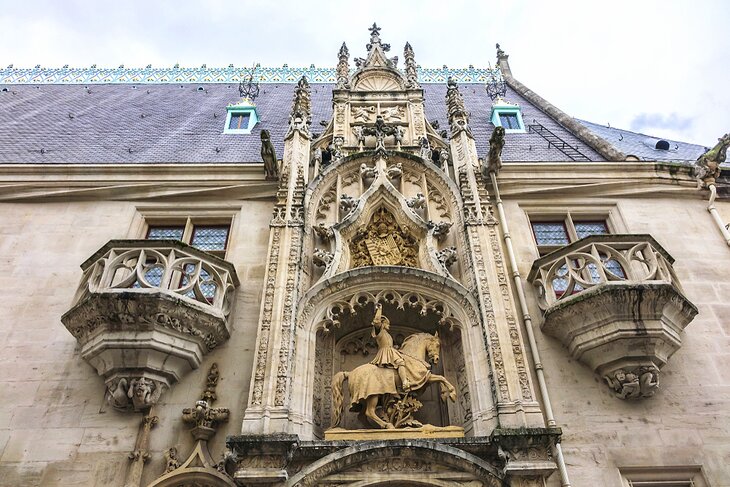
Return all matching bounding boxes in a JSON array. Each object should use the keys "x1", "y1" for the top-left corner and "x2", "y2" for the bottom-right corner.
[{"x1": 349, "y1": 207, "x2": 419, "y2": 268}]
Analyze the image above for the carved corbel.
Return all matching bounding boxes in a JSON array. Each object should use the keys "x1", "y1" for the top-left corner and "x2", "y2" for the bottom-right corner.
[
  {"x1": 313, "y1": 248, "x2": 334, "y2": 268},
  {"x1": 406, "y1": 192, "x2": 426, "y2": 209},
  {"x1": 430, "y1": 221, "x2": 452, "y2": 241},
  {"x1": 107, "y1": 376, "x2": 166, "y2": 412},
  {"x1": 436, "y1": 247, "x2": 458, "y2": 269}
]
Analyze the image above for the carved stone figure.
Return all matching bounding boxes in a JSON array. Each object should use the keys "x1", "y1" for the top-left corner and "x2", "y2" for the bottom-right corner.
[
  {"x1": 352, "y1": 105, "x2": 375, "y2": 123},
  {"x1": 330, "y1": 305, "x2": 457, "y2": 429},
  {"x1": 164, "y1": 447, "x2": 181, "y2": 473},
  {"x1": 380, "y1": 105, "x2": 405, "y2": 122},
  {"x1": 261, "y1": 129, "x2": 278, "y2": 181},
  {"x1": 313, "y1": 248, "x2": 334, "y2": 268},
  {"x1": 438, "y1": 148, "x2": 450, "y2": 168},
  {"x1": 484, "y1": 126, "x2": 505, "y2": 177},
  {"x1": 419, "y1": 136, "x2": 432, "y2": 162},
  {"x1": 362, "y1": 115, "x2": 397, "y2": 154},
  {"x1": 312, "y1": 223, "x2": 334, "y2": 242},
  {"x1": 387, "y1": 163, "x2": 403, "y2": 179},
  {"x1": 394, "y1": 126, "x2": 405, "y2": 149},
  {"x1": 694, "y1": 133, "x2": 729, "y2": 187},
  {"x1": 353, "y1": 126, "x2": 365, "y2": 149},
  {"x1": 331, "y1": 136, "x2": 344, "y2": 164},
  {"x1": 340, "y1": 194, "x2": 357, "y2": 214},
  {"x1": 604, "y1": 366, "x2": 659, "y2": 399},
  {"x1": 406, "y1": 192, "x2": 426, "y2": 209},
  {"x1": 431, "y1": 221, "x2": 452, "y2": 240},
  {"x1": 360, "y1": 162, "x2": 376, "y2": 180},
  {"x1": 436, "y1": 247, "x2": 458, "y2": 268},
  {"x1": 312, "y1": 146, "x2": 322, "y2": 168},
  {"x1": 108, "y1": 376, "x2": 163, "y2": 412},
  {"x1": 129, "y1": 377, "x2": 157, "y2": 411}
]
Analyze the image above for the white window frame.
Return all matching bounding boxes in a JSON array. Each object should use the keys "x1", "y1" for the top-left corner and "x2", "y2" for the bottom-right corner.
[{"x1": 619, "y1": 465, "x2": 709, "y2": 487}]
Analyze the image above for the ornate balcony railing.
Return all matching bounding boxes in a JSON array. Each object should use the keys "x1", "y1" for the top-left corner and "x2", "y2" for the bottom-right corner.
[
  {"x1": 62, "y1": 240, "x2": 239, "y2": 411},
  {"x1": 528, "y1": 235, "x2": 697, "y2": 400},
  {"x1": 529, "y1": 234, "x2": 681, "y2": 310}
]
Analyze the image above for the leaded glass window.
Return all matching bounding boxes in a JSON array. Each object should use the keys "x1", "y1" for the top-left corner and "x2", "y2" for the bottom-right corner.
[
  {"x1": 147, "y1": 226, "x2": 185, "y2": 240},
  {"x1": 575, "y1": 221, "x2": 608, "y2": 239},
  {"x1": 191, "y1": 226, "x2": 229, "y2": 253},
  {"x1": 228, "y1": 112, "x2": 250, "y2": 130},
  {"x1": 532, "y1": 222, "x2": 569, "y2": 246}
]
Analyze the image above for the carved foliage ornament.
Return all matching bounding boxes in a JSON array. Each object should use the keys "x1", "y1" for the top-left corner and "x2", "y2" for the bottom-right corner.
[{"x1": 349, "y1": 207, "x2": 418, "y2": 268}]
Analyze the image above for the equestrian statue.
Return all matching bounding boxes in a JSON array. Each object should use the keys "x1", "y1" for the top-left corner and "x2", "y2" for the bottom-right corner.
[{"x1": 330, "y1": 304, "x2": 457, "y2": 430}]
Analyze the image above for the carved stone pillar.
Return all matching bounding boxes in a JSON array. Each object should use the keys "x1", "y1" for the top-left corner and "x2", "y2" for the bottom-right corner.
[
  {"x1": 242, "y1": 77, "x2": 311, "y2": 435},
  {"x1": 446, "y1": 78, "x2": 543, "y2": 429}
]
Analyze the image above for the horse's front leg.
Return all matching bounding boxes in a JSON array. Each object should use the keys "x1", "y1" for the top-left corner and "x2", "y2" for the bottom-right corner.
[{"x1": 429, "y1": 374, "x2": 457, "y2": 402}]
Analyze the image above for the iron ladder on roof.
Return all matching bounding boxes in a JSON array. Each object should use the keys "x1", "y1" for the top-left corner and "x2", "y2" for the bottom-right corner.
[{"x1": 528, "y1": 121, "x2": 591, "y2": 161}]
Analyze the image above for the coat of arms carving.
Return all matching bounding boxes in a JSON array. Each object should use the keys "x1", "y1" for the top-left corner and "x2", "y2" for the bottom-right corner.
[{"x1": 350, "y1": 208, "x2": 418, "y2": 268}]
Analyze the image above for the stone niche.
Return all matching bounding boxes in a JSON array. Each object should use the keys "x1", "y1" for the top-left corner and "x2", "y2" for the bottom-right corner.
[
  {"x1": 312, "y1": 298, "x2": 470, "y2": 439},
  {"x1": 61, "y1": 239, "x2": 239, "y2": 411},
  {"x1": 528, "y1": 234, "x2": 697, "y2": 399}
]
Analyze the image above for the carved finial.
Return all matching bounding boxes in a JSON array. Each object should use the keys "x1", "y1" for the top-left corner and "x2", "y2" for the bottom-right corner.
[
  {"x1": 336, "y1": 42, "x2": 351, "y2": 89},
  {"x1": 445, "y1": 77, "x2": 473, "y2": 139},
  {"x1": 366, "y1": 22, "x2": 390, "y2": 52},
  {"x1": 286, "y1": 75, "x2": 312, "y2": 139},
  {"x1": 404, "y1": 42, "x2": 420, "y2": 89},
  {"x1": 495, "y1": 42, "x2": 512, "y2": 77}
]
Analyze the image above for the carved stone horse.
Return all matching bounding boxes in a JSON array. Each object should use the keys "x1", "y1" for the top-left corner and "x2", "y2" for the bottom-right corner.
[{"x1": 331, "y1": 332, "x2": 457, "y2": 429}]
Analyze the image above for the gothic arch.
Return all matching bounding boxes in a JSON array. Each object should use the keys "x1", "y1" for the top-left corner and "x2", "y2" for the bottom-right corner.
[
  {"x1": 290, "y1": 267, "x2": 496, "y2": 439},
  {"x1": 286, "y1": 440, "x2": 504, "y2": 487}
]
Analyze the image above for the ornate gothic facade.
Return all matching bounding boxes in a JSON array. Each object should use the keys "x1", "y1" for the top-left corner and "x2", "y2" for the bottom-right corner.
[{"x1": 0, "y1": 25, "x2": 728, "y2": 487}]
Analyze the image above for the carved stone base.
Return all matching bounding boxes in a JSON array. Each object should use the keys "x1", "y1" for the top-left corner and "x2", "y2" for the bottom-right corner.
[{"x1": 324, "y1": 425, "x2": 464, "y2": 440}]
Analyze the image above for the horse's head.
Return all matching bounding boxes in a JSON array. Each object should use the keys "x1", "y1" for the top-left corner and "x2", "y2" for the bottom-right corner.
[{"x1": 426, "y1": 332, "x2": 441, "y2": 365}]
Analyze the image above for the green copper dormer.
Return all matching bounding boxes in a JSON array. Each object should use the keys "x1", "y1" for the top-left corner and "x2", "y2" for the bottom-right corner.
[
  {"x1": 490, "y1": 98, "x2": 525, "y2": 133},
  {"x1": 224, "y1": 98, "x2": 258, "y2": 134}
]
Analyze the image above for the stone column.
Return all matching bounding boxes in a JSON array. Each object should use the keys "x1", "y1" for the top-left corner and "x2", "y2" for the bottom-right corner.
[
  {"x1": 242, "y1": 78, "x2": 311, "y2": 435},
  {"x1": 446, "y1": 78, "x2": 543, "y2": 429}
]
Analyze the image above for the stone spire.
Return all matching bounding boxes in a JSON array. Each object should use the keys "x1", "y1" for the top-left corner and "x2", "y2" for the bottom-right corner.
[
  {"x1": 336, "y1": 42, "x2": 350, "y2": 89},
  {"x1": 403, "y1": 42, "x2": 419, "y2": 89},
  {"x1": 286, "y1": 76, "x2": 312, "y2": 139},
  {"x1": 445, "y1": 77, "x2": 473, "y2": 138},
  {"x1": 495, "y1": 42, "x2": 512, "y2": 77}
]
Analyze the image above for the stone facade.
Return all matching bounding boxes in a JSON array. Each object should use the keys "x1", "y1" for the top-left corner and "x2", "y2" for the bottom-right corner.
[{"x1": 0, "y1": 27, "x2": 727, "y2": 487}]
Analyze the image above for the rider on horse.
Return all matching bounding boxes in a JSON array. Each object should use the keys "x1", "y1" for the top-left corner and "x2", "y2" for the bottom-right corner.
[{"x1": 370, "y1": 304, "x2": 412, "y2": 391}]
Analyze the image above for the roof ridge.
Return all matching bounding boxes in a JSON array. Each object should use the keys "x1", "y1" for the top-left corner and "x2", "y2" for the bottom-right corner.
[{"x1": 578, "y1": 119, "x2": 707, "y2": 148}]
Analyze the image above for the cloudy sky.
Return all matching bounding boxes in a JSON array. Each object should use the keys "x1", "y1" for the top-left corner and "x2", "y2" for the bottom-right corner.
[{"x1": 1, "y1": 0, "x2": 727, "y2": 146}]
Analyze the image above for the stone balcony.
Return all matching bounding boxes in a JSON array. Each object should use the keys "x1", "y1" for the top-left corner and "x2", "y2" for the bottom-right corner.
[
  {"x1": 527, "y1": 234, "x2": 697, "y2": 399},
  {"x1": 61, "y1": 239, "x2": 239, "y2": 411}
]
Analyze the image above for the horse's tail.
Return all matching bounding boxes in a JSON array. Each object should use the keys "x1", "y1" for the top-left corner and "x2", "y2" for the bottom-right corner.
[{"x1": 331, "y1": 371, "x2": 348, "y2": 428}]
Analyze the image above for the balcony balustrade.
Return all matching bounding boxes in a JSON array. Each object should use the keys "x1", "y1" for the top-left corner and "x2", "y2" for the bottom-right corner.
[
  {"x1": 528, "y1": 235, "x2": 697, "y2": 399},
  {"x1": 61, "y1": 239, "x2": 239, "y2": 411}
]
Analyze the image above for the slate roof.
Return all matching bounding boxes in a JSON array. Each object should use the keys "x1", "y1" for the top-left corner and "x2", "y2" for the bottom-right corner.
[
  {"x1": 579, "y1": 119, "x2": 707, "y2": 162},
  {"x1": 0, "y1": 80, "x2": 613, "y2": 164}
]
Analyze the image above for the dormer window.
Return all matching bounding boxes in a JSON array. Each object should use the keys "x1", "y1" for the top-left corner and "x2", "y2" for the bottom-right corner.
[
  {"x1": 490, "y1": 100, "x2": 525, "y2": 133},
  {"x1": 224, "y1": 98, "x2": 258, "y2": 134}
]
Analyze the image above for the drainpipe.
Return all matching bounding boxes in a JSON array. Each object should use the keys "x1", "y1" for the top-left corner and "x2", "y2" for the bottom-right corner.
[
  {"x1": 706, "y1": 184, "x2": 730, "y2": 246},
  {"x1": 489, "y1": 171, "x2": 572, "y2": 487}
]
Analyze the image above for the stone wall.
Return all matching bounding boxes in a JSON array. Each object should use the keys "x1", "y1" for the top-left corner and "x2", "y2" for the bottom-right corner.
[
  {"x1": 507, "y1": 195, "x2": 730, "y2": 487},
  {"x1": 0, "y1": 199, "x2": 271, "y2": 486}
]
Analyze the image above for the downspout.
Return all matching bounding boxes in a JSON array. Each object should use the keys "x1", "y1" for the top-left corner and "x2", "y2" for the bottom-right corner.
[
  {"x1": 706, "y1": 184, "x2": 730, "y2": 246},
  {"x1": 489, "y1": 171, "x2": 572, "y2": 487}
]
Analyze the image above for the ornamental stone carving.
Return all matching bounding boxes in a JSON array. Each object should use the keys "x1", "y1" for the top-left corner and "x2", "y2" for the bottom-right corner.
[
  {"x1": 528, "y1": 234, "x2": 697, "y2": 399},
  {"x1": 61, "y1": 239, "x2": 239, "y2": 410},
  {"x1": 694, "y1": 132, "x2": 729, "y2": 187},
  {"x1": 349, "y1": 207, "x2": 419, "y2": 268}
]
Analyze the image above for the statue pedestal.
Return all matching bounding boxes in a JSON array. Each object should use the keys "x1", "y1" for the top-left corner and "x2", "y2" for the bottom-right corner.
[{"x1": 325, "y1": 425, "x2": 464, "y2": 440}]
